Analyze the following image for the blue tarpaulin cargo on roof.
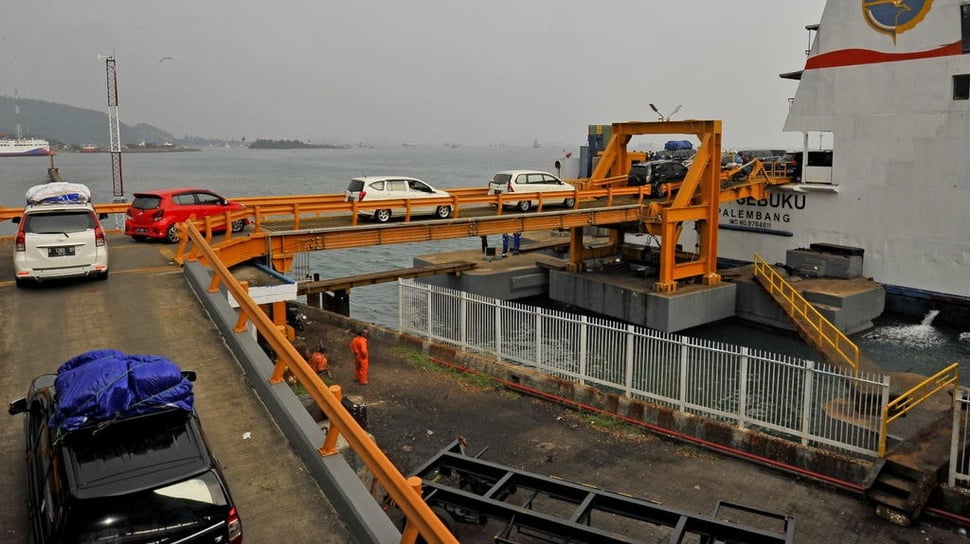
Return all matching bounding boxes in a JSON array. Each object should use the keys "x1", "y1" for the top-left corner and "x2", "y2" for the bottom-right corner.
[
  {"x1": 664, "y1": 140, "x2": 693, "y2": 151},
  {"x1": 50, "y1": 349, "x2": 194, "y2": 432}
]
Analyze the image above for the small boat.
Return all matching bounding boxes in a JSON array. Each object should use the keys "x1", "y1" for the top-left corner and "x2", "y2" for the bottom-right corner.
[
  {"x1": 80, "y1": 144, "x2": 100, "y2": 153},
  {"x1": 533, "y1": 138, "x2": 541, "y2": 149}
]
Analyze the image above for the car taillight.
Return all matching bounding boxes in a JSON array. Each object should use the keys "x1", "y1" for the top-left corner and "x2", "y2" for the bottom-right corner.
[
  {"x1": 95, "y1": 225, "x2": 106, "y2": 247},
  {"x1": 358, "y1": 191, "x2": 366, "y2": 201},
  {"x1": 14, "y1": 230, "x2": 25, "y2": 252},
  {"x1": 152, "y1": 209, "x2": 165, "y2": 221},
  {"x1": 126, "y1": 208, "x2": 134, "y2": 217},
  {"x1": 228, "y1": 507, "x2": 242, "y2": 543}
]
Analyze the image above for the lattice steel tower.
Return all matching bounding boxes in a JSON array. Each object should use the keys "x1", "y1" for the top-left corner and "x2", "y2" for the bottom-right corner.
[{"x1": 104, "y1": 56, "x2": 125, "y2": 199}]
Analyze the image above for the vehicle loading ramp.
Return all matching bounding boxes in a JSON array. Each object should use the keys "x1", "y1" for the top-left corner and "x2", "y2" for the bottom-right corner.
[{"x1": 409, "y1": 439, "x2": 795, "y2": 543}]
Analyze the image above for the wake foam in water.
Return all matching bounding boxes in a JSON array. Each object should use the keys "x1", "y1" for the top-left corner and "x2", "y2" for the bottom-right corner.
[{"x1": 861, "y1": 310, "x2": 947, "y2": 350}]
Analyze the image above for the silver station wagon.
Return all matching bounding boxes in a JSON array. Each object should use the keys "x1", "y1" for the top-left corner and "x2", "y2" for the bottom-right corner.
[
  {"x1": 344, "y1": 176, "x2": 453, "y2": 223},
  {"x1": 487, "y1": 170, "x2": 576, "y2": 212}
]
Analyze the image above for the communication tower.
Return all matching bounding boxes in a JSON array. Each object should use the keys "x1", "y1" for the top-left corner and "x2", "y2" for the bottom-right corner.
[{"x1": 100, "y1": 56, "x2": 124, "y2": 200}]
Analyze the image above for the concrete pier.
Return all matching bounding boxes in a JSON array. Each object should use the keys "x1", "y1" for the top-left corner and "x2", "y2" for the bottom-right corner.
[
  {"x1": 548, "y1": 269, "x2": 736, "y2": 333},
  {"x1": 413, "y1": 229, "x2": 884, "y2": 335}
]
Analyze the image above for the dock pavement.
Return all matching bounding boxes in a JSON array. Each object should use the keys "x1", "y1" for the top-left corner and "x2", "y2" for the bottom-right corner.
[{"x1": 0, "y1": 234, "x2": 351, "y2": 544}]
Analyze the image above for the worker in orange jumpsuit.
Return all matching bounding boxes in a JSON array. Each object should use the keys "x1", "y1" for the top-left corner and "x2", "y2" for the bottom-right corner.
[
  {"x1": 305, "y1": 344, "x2": 330, "y2": 378},
  {"x1": 349, "y1": 328, "x2": 370, "y2": 385}
]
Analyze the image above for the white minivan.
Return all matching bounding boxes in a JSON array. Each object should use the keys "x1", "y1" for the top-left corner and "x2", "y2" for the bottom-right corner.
[
  {"x1": 487, "y1": 170, "x2": 575, "y2": 212},
  {"x1": 344, "y1": 176, "x2": 453, "y2": 223},
  {"x1": 12, "y1": 201, "x2": 109, "y2": 287}
]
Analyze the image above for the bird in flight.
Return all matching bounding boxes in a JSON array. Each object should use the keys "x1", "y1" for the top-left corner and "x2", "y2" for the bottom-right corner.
[{"x1": 158, "y1": 56, "x2": 173, "y2": 63}]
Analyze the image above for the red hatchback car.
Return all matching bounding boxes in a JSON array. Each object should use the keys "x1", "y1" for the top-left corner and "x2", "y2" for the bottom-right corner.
[{"x1": 124, "y1": 188, "x2": 248, "y2": 243}]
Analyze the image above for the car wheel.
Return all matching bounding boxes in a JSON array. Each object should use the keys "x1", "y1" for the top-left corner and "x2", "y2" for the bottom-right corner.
[
  {"x1": 516, "y1": 200, "x2": 532, "y2": 212},
  {"x1": 97, "y1": 270, "x2": 109, "y2": 281},
  {"x1": 629, "y1": 174, "x2": 645, "y2": 186},
  {"x1": 374, "y1": 209, "x2": 392, "y2": 223},
  {"x1": 166, "y1": 224, "x2": 181, "y2": 243},
  {"x1": 563, "y1": 198, "x2": 575, "y2": 208},
  {"x1": 132, "y1": 235, "x2": 148, "y2": 242},
  {"x1": 15, "y1": 277, "x2": 26, "y2": 289},
  {"x1": 231, "y1": 220, "x2": 245, "y2": 233},
  {"x1": 435, "y1": 205, "x2": 452, "y2": 219}
]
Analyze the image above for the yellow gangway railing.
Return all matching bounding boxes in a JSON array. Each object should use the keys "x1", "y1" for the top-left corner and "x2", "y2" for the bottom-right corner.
[
  {"x1": 879, "y1": 363, "x2": 960, "y2": 457},
  {"x1": 751, "y1": 254, "x2": 860, "y2": 374},
  {"x1": 181, "y1": 221, "x2": 458, "y2": 544}
]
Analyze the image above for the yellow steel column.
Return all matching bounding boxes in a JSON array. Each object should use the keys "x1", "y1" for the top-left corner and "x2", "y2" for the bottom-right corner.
[
  {"x1": 698, "y1": 123, "x2": 722, "y2": 285},
  {"x1": 568, "y1": 227, "x2": 584, "y2": 271}
]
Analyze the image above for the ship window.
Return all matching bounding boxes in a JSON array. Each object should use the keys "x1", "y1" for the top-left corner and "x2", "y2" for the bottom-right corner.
[
  {"x1": 963, "y1": 3, "x2": 970, "y2": 54},
  {"x1": 954, "y1": 74, "x2": 970, "y2": 100}
]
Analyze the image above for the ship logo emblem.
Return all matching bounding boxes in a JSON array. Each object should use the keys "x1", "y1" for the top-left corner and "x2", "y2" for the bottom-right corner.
[{"x1": 862, "y1": 0, "x2": 934, "y2": 43}]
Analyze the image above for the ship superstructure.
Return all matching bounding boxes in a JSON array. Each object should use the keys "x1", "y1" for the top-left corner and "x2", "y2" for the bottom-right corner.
[{"x1": 716, "y1": 0, "x2": 970, "y2": 322}]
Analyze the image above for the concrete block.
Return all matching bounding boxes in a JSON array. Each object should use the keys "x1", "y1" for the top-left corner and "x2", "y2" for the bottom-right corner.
[
  {"x1": 645, "y1": 284, "x2": 736, "y2": 332},
  {"x1": 786, "y1": 248, "x2": 863, "y2": 279}
]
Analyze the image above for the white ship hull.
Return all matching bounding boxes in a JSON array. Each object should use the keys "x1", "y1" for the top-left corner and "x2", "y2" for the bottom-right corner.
[
  {"x1": 0, "y1": 138, "x2": 51, "y2": 157},
  {"x1": 715, "y1": 0, "x2": 970, "y2": 322}
]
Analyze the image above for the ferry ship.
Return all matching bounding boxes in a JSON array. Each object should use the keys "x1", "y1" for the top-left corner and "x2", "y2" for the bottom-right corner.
[
  {"x1": 715, "y1": 0, "x2": 970, "y2": 325},
  {"x1": 0, "y1": 137, "x2": 51, "y2": 157}
]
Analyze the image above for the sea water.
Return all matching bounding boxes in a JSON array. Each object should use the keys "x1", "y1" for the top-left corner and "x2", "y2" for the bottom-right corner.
[{"x1": 2, "y1": 147, "x2": 967, "y2": 384}]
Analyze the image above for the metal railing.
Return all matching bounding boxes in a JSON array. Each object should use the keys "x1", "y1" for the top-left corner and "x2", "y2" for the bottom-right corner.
[
  {"x1": 751, "y1": 254, "x2": 860, "y2": 373},
  {"x1": 399, "y1": 279, "x2": 888, "y2": 457},
  {"x1": 878, "y1": 362, "x2": 960, "y2": 457},
  {"x1": 182, "y1": 222, "x2": 458, "y2": 544},
  {"x1": 949, "y1": 387, "x2": 970, "y2": 488}
]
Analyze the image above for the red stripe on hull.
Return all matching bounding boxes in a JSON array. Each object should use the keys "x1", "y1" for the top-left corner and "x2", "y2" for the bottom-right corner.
[{"x1": 805, "y1": 41, "x2": 962, "y2": 70}]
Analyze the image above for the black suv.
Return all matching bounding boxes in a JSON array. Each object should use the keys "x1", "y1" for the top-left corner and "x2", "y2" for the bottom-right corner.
[
  {"x1": 628, "y1": 159, "x2": 689, "y2": 197},
  {"x1": 8, "y1": 373, "x2": 242, "y2": 544}
]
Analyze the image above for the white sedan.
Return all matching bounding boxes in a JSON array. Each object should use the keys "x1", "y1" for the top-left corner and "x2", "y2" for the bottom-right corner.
[{"x1": 344, "y1": 176, "x2": 453, "y2": 223}]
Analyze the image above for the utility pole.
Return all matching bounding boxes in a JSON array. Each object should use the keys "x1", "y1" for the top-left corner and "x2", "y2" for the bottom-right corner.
[{"x1": 100, "y1": 55, "x2": 125, "y2": 201}]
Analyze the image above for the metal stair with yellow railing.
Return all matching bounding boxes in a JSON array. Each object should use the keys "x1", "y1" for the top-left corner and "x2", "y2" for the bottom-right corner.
[
  {"x1": 750, "y1": 254, "x2": 861, "y2": 374},
  {"x1": 751, "y1": 254, "x2": 964, "y2": 526}
]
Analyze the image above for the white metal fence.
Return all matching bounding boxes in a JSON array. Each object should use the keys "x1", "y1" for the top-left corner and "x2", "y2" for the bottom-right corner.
[
  {"x1": 398, "y1": 279, "x2": 890, "y2": 457},
  {"x1": 950, "y1": 388, "x2": 970, "y2": 488}
]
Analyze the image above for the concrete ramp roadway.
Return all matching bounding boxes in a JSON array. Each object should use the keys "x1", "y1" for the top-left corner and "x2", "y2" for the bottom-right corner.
[{"x1": 0, "y1": 234, "x2": 351, "y2": 544}]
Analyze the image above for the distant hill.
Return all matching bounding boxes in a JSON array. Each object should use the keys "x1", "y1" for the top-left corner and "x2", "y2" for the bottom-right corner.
[{"x1": 0, "y1": 95, "x2": 181, "y2": 148}]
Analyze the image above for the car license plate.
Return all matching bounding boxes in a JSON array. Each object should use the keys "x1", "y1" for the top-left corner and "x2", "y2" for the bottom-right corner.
[
  {"x1": 48, "y1": 246, "x2": 76, "y2": 257},
  {"x1": 135, "y1": 228, "x2": 148, "y2": 233}
]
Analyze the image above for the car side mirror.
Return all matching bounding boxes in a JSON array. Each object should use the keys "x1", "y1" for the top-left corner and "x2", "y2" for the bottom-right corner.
[
  {"x1": 181, "y1": 370, "x2": 197, "y2": 382},
  {"x1": 11, "y1": 217, "x2": 20, "y2": 224},
  {"x1": 220, "y1": 199, "x2": 229, "y2": 206},
  {"x1": 8, "y1": 397, "x2": 26, "y2": 415},
  {"x1": 99, "y1": 213, "x2": 108, "y2": 220}
]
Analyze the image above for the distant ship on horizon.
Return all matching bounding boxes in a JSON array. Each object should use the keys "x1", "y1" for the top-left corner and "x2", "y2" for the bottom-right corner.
[
  {"x1": 0, "y1": 137, "x2": 51, "y2": 157},
  {"x1": 1, "y1": 94, "x2": 51, "y2": 157}
]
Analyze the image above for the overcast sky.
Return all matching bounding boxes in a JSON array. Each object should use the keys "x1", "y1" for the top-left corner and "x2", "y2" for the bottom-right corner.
[{"x1": 3, "y1": 1, "x2": 826, "y2": 148}]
